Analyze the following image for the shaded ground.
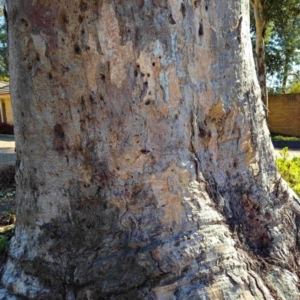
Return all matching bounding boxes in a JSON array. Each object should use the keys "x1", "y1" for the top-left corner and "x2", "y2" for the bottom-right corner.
[
  {"x1": 0, "y1": 135, "x2": 16, "y2": 164},
  {"x1": 0, "y1": 135, "x2": 17, "y2": 272},
  {"x1": 0, "y1": 162, "x2": 16, "y2": 277}
]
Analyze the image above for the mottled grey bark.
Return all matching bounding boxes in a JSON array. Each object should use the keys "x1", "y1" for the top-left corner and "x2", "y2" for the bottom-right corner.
[{"x1": 1, "y1": 0, "x2": 300, "y2": 299}]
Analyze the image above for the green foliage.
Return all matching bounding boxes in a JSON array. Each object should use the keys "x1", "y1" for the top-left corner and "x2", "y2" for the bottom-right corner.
[
  {"x1": 288, "y1": 81, "x2": 300, "y2": 94},
  {"x1": 0, "y1": 2, "x2": 8, "y2": 78},
  {"x1": 276, "y1": 147, "x2": 300, "y2": 197},
  {"x1": 262, "y1": 0, "x2": 300, "y2": 23},
  {"x1": 272, "y1": 135, "x2": 300, "y2": 141},
  {"x1": 0, "y1": 227, "x2": 14, "y2": 254},
  {"x1": 0, "y1": 190, "x2": 15, "y2": 198},
  {"x1": 0, "y1": 20, "x2": 8, "y2": 78},
  {"x1": 250, "y1": 0, "x2": 300, "y2": 93},
  {"x1": 0, "y1": 75, "x2": 9, "y2": 82},
  {"x1": 0, "y1": 234, "x2": 8, "y2": 253},
  {"x1": 265, "y1": 18, "x2": 300, "y2": 92},
  {"x1": 4, "y1": 210, "x2": 14, "y2": 217}
]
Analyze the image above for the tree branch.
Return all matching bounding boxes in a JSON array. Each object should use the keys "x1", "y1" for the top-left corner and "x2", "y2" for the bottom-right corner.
[{"x1": 288, "y1": 72, "x2": 300, "y2": 81}]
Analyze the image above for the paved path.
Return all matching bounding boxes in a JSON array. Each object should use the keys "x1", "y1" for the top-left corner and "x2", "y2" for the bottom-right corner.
[{"x1": 0, "y1": 135, "x2": 16, "y2": 164}]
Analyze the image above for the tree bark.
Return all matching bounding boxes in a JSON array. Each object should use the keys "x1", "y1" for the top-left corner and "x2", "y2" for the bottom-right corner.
[
  {"x1": 251, "y1": 0, "x2": 268, "y2": 113},
  {"x1": 1, "y1": 0, "x2": 300, "y2": 299}
]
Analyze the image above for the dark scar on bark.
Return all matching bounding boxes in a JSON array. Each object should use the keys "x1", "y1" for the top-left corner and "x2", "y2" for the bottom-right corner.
[
  {"x1": 199, "y1": 23, "x2": 204, "y2": 36},
  {"x1": 168, "y1": 14, "x2": 176, "y2": 25},
  {"x1": 54, "y1": 124, "x2": 65, "y2": 139},
  {"x1": 180, "y1": 3, "x2": 186, "y2": 18}
]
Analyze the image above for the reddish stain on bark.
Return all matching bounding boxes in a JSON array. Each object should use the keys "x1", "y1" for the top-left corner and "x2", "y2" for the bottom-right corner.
[{"x1": 23, "y1": 1, "x2": 59, "y2": 51}]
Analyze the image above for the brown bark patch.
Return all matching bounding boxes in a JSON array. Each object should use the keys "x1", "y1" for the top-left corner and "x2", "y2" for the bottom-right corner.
[
  {"x1": 208, "y1": 99, "x2": 225, "y2": 120},
  {"x1": 23, "y1": 1, "x2": 58, "y2": 50}
]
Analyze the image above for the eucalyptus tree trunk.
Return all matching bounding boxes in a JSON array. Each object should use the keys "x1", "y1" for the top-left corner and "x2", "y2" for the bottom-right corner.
[
  {"x1": 251, "y1": 0, "x2": 268, "y2": 112},
  {"x1": 2, "y1": 0, "x2": 300, "y2": 299}
]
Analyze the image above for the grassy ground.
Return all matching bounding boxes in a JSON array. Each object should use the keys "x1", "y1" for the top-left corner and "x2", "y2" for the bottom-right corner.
[{"x1": 0, "y1": 163, "x2": 16, "y2": 274}]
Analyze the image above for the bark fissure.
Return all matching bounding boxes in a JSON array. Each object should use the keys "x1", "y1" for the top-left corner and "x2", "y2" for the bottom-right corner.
[{"x1": 189, "y1": 112, "x2": 201, "y2": 182}]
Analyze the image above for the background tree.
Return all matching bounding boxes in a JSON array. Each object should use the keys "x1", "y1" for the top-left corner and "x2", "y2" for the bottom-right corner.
[
  {"x1": 0, "y1": 21, "x2": 8, "y2": 80},
  {"x1": 265, "y1": 17, "x2": 300, "y2": 93},
  {"x1": 1, "y1": 0, "x2": 300, "y2": 299},
  {"x1": 288, "y1": 72, "x2": 300, "y2": 93},
  {"x1": 0, "y1": 0, "x2": 8, "y2": 81},
  {"x1": 250, "y1": 0, "x2": 300, "y2": 104}
]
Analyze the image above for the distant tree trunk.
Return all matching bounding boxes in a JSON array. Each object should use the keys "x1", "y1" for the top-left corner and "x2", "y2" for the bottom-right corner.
[
  {"x1": 251, "y1": 0, "x2": 268, "y2": 113},
  {"x1": 281, "y1": 56, "x2": 290, "y2": 93},
  {"x1": 2, "y1": 0, "x2": 300, "y2": 299}
]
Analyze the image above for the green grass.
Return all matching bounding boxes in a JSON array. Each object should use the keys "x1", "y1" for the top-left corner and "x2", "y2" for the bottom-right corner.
[
  {"x1": 4, "y1": 210, "x2": 14, "y2": 217},
  {"x1": 276, "y1": 147, "x2": 300, "y2": 197}
]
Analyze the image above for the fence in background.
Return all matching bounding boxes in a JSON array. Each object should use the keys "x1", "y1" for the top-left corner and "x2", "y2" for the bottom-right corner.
[{"x1": 268, "y1": 93, "x2": 300, "y2": 137}]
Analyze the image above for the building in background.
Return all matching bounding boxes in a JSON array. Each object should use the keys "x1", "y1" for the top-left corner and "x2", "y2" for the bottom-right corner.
[{"x1": 0, "y1": 81, "x2": 12, "y2": 124}]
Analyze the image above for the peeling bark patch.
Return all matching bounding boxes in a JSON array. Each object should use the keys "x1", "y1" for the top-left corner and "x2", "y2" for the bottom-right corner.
[{"x1": 23, "y1": 2, "x2": 58, "y2": 50}]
